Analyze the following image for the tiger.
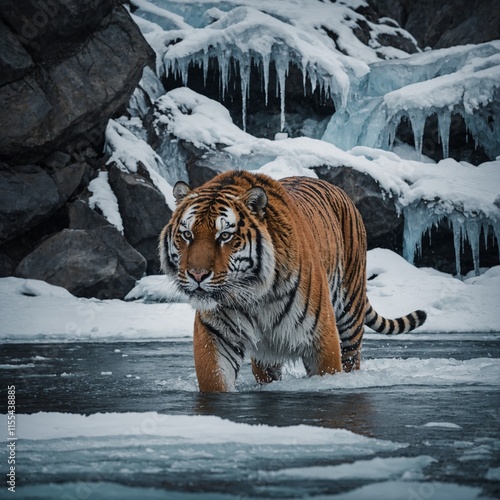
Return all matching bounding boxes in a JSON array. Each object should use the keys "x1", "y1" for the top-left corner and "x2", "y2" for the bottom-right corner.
[{"x1": 159, "y1": 170, "x2": 426, "y2": 392}]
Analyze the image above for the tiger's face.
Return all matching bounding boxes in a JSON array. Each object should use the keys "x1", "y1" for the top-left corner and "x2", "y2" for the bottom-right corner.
[{"x1": 160, "y1": 180, "x2": 276, "y2": 311}]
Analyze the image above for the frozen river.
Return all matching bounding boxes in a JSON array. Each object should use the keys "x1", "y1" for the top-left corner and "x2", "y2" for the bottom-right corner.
[{"x1": 1, "y1": 333, "x2": 499, "y2": 499}]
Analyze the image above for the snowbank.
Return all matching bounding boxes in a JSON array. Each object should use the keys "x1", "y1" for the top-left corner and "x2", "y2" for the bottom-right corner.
[{"x1": 1, "y1": 249, "x2": 498, "y2": 342}]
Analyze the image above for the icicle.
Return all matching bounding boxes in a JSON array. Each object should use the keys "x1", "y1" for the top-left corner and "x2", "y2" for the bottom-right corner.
[
  {"x1": 402, "y1": 202, "x2": 443, "y2": 264},
  {"x1": 219, "y1": 51, "x2": 230, "y2": 100},
  {"x1": 437, "y1": 108, "x2": 451, "y2": 159},
  {"x1": 464, "y1": 217, "x2": 481, "y2": 276},
  {"x1": 273, "y1": 46, "x2": 289, "y2": 132},
  {"x1": 239, "y1": 55, "x2": 251, "y2": 132},
  {"x1": 262, "y1": 53, "x2": 270, "y2": 106},
  {"x1": 301, "y1": 62, "x2": 307, "y2": 97},
  {"x1": 493, "y1": 219, "x2": 500, "y2": 261},
  {"x1": 408, "y1": 110, "x2": 426, "y2": 160},
  {"x1": 202, "y1": 50, "x2": 209, "y2": 86},
  {"x1": 180, "y1": 59, "x2": 189, "y2": 86},
  {"x1": 449, "y1": 213, "x2": 465, "y2": 277}
]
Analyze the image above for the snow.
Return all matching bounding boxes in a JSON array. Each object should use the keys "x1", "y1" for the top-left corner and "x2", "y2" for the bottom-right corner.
[
  {"x1": 0, "y1": 276, "x2": 194, "y2": 342},
  {"x1": 1, "y1": 249, "x2": 499, "y2": 343},
  {"x1": 104, "y1": 119, "x2": 177, "y2": 211},
  {"x1": 422, "y1": 422, "x2": 462, "y2": 429},
  {"x1": 88, "y1": 171, "x2": 124, "y2": 233},
  {"x1": 323, "y1": 481, "x2": 484, "y2": 500},
  {"x1": 265, "y1": 456, "x2": 436, "y2": 480},
  {"x1": 323, "y1": 41, "x2": 500, "y2": 160},
  {"x1": 12, "y1": 412, "x2": 400, "y2": 449}
]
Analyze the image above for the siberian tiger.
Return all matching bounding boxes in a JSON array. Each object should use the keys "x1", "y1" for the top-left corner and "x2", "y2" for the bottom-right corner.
[{"x1": 160, "y1": 170, "x2": 426, "y2": 392}]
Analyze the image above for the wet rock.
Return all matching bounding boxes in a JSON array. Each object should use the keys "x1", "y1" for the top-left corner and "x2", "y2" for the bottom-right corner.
[{"x1": 15, "y1": 226, "x2": 146, "y2": 299}]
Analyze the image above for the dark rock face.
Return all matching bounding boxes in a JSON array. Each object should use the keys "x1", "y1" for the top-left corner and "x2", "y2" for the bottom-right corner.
[
  {"x1": 0, "y1": 0, "x2": 155, "y2": 164},
  {"x1": 108, "y1": 163, "x2": 172, "y2": 274},
  {"x1": 0, "y1": 0, "x2": 157, "y2": 298},
  {"x1": 371, "y1": 0, "x2": 500, "y2": 49},
  {"x1": 313, "y1": 166, "x2": 404, "y2": 252},
  {"x1": 15, "y1": 226, "x2": 146, "y2": 299},
  {"x1": 0, "y1": 162, "x2": 84, "y2": 243}
]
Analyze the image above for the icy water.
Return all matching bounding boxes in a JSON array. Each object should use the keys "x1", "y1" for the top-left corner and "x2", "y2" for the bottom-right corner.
[{"x1": 1, "y1": 333, "x2": 499, "y2": 499}]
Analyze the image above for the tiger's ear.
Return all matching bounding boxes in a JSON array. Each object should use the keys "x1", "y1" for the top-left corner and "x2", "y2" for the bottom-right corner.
[
  {"x1": 173, "y1": 181, "x2": 191, "y2": 203},
  {"x1": 243, "y1": 186, "x2": 268, "y2": 218}
]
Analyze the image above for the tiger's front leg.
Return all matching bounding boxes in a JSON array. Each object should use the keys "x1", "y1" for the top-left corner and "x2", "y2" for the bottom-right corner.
[
  {"x1": 303, "y1": 283, "x2": 343, "y2": 377},
  {"x1": 193, "y1": 313, "x2": 244, "y2": 392}
]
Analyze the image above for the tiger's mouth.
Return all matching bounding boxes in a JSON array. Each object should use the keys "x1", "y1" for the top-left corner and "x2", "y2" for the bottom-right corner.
[{"x1": 183, "y1": 287, "x2": 220, "y2": 311}]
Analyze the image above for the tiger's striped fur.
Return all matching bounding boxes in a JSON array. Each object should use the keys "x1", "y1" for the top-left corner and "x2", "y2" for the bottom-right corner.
[{"x1": 159, "y1": 170, "x2": 426, "y2": 392}]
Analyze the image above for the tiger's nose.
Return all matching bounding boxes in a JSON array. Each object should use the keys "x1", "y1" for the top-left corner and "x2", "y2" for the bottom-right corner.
[{"x1": 187, "y1": 269, "x2": 211, "y2": 283}]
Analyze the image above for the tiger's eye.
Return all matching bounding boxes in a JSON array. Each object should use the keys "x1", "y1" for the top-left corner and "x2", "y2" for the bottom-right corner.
[
  {"x1": 182, "y1": 230, "x2": 192, "y2": 241},
  {"x1": 219, "y1": 232, "x2": 233, "y2": 242}
]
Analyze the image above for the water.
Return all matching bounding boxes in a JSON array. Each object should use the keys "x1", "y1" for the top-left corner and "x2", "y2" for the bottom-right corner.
[{"x1": 1, "y1": 334, "x2": 499, "y2": 499}]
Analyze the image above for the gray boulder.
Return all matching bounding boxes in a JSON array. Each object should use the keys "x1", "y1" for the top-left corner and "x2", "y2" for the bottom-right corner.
[
  {"x1": 108, "y1": 163, "x2": 172, "y2": 274},
  {"x1": 0, "y1": 162, "x2": 84, "y2": 244},
  {"x1": 15, "y1": 226, "x2": 146, "y2": 299},
  {"x1": 0, "y1": 0, "x2": 155, "y2": 164}
]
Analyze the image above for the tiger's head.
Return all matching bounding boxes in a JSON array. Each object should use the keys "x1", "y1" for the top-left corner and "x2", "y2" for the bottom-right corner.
[{"x1": 159, "y1": 176, "x2": 276, "y2": 311}]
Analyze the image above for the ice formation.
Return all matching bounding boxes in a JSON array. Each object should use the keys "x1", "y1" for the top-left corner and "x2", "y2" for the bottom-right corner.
[
  {"x1": 122, "y1": 1, "x2": 500, "y2": 277},
  {"x1": 321, "y1": 42, "x2": 500, "y2": 276},
  {"x1": 130, "y1": 0, "x2": 419, "y2": 132},
  {"x1": 322, "y1": 41, "x2": 500, "y2": 161},
  {"x1": 402, "y1": 201, "x2": 500, "y2": 277}
]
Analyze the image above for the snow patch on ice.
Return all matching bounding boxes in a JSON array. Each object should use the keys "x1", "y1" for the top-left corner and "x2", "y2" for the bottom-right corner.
[
  {"x1": 422, "y1": 422, "x2": 462, "y2": 429},
  {"x1": 13, "y1": 412, "x2": 403, "y2": 451},
  {"x1": 327, "y1": 480, "x2": 483, "y2": 500},
  {"x1": 265, "y1": 455, "x2": 436, "y2": 481}
]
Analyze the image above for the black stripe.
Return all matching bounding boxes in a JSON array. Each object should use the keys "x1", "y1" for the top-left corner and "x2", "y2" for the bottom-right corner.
[
  {"x1": 387, "y1": 320, "x2": 395, "y2": 335},
  {"x1": 298, "y1": 269, "x2": 312, "y2": 324},
  {"x1": 408, "y1": 313, "x2": 417, "y2": 330},
  {"x1": 396, "y1": 317, "x2": 406, "y2": 333},
  {"x1": 341, "y1": 337, "x2": 361, "y2": 354},
  {"x1": 273, "y1": 273, "x2": 301, "y2": 328},
  {"x1": 201, "y1": 319, "x2": 245, "y2": 359},
  {"x1": 340, "y1": 322, "x2": 363, "y2": 342},
  {"x1": 307, "y1": 284, "x2": 323, "y2": 336}
]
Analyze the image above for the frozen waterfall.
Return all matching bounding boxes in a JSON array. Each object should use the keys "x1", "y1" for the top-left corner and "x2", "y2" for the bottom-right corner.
[
  {"x1": 322, "y1": 42, "x2": 500, "y2": 161},
  {"x1": 158, "y1": 6, "x2": 366, "y2": 132}
]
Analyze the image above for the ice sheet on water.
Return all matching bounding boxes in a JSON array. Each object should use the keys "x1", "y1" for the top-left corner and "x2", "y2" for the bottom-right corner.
[
  {"x1": 11, "y1": 412, "x2": 406, "y2": 493},
  {"x1": 322, "y1": 481, "x2": 484, "y2": 500},
  {"x1": 152, "y1": 356, "x2": 500, "y2": 393}
]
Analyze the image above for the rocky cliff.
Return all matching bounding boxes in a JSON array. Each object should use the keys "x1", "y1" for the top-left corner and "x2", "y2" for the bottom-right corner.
[{"x1": 0, "y1": 0, "x2": 166, "y2": 298}]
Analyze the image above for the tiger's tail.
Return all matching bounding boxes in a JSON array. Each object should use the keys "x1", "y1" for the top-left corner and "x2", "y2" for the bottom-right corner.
[{"x1": 365, "y1": 301, "x2": 427, "y2": 335}]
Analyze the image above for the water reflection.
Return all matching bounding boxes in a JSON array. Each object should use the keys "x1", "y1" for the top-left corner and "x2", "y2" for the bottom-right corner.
[{"x1": 194, "y1": 391, "x2": 376, "y2": 437}]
